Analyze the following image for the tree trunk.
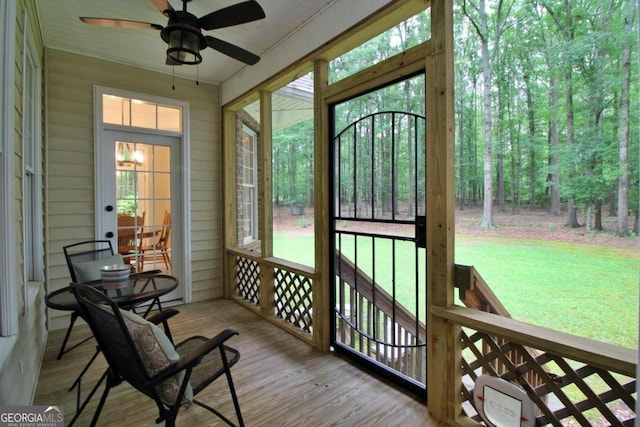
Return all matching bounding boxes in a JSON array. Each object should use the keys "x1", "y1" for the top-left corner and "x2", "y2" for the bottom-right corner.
[
  {"x1": 479, "y1": 0, "x2": 494, "y2": 228},
  {"x1": 595, "y1": 200, "x2": 603, "y2": 231},
  {"x1": 565, "y1": 71, "x2": 580, "y2": 229},
  {"x1": 616, "y1": 0, "x2": 633, "y2": 236},
  {"x1": 549, "y1": 77, "x2": 561, "y2": 216},
  {"x1": 524, "y1": 71, "x2": 536, "y2": 210},
  {"x1": 457, "y1": 100, "x2": 466, "y2": 210},
  {"x1": 552, "y1": 0, "x2": 579, "y2": 228}
]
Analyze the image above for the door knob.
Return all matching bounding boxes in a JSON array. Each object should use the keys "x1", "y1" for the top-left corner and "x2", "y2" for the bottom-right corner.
[
  {"x1": 106, "y1": 231, "x2": 114, "y2": 238},
  {"x1": 105, "y1": 205, "x2": 114, "y2": 212}
]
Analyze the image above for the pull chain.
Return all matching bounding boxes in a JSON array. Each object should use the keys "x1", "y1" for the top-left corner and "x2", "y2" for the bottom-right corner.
[{"x1": 172, "y1": 66, "x2": 175, "y2": 90}]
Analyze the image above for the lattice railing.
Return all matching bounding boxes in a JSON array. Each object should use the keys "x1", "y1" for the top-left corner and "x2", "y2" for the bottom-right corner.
[
  {"x1": 435, "y1": 306, "x2": 636, "y2": 427},
  {"x1": 235, "y1": 255, "x2": 260, "y2": 306},
  {"x1": 275, "y1": 267, "x2": 313, "y2": 333},
  {"x1": 232, "y1": 250, "x2": 315, "y2": 336},
  {"x1": 461, "y1": 329, "x2": 635, "y2": 426}
]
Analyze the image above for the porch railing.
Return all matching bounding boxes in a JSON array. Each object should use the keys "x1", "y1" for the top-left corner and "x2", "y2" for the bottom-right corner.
[
  {"x1": 230, "y1": 248, "x2": 315, "y2": 345},
  {"x1": 450, "y1": 266, "x2": 636, "y2": 426},
  {"x1": 230, "y1": 248, "x2": 637, "y2": 425}
]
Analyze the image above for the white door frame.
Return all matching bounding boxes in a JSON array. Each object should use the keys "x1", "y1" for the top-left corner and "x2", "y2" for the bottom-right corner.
[{"x1": 93, "y1": 85, "x2": 192, "y2": 303}]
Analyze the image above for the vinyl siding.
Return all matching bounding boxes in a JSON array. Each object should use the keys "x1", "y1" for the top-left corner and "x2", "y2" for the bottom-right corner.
[
  {"x1": 0, "y1": 0, "x2": 47, "y2": 406},
  {"x1": 45, "y1": 49, "x2": 223, "y2": 330}
]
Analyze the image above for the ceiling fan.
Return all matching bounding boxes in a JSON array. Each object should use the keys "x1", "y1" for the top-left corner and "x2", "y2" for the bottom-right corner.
[{"x1": 80, "y1": 0, "x2": 265, "y2": 66}]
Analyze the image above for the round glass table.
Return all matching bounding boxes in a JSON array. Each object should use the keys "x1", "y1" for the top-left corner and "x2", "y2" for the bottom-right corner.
[{"x1": 46, "y1": 272, "x2": 179, "y2": 312}]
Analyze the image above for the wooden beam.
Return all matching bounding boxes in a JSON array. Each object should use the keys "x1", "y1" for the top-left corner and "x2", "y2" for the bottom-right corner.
[
  {"x1": 259, "y1": 91, "x2": 275, "y2": 317},
  {"x1": 426, "y1": 0, "x2": 457, "y2": 423},
  {"x1": 224, "y1": 0, "x2": 431, "y2": 110},
  {"x1": 314, "y1": 59, "x2": 331, "y2": 352},
  {"x1": 222, "y1": 109, "x2": 238, "y2": 298},
  {"x1": 324, "y1": 41, "x2": 432, "y2": 105}
]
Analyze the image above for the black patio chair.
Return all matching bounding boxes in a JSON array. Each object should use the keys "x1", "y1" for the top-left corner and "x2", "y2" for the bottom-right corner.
[
  {"x1": 47, "y1": 240, "x2": 179, "y2": 420},
  {"x1": 48, "y1": 240, "x2": 169, "y2": 359},
  {"x1": 70, "y1": 283, "x2": 244, "y2": 427},
  {"x1": 46, "y1": 240, "x2": 120, "y2": 359}
]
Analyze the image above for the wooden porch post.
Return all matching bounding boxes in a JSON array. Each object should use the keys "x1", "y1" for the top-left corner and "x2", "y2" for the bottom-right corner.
[
  {"x1": 426, "y1": 0, "x2": 460, "y2": 423},
  {"x1": 314, "y1": 59, "x2": 331, "y2": 352},
  {"x1": 222, "y1": 109, "x2": 238, "y2": 299},
  {"x1": 259, "y1": 91, "x2": 275, "y2": 317}
]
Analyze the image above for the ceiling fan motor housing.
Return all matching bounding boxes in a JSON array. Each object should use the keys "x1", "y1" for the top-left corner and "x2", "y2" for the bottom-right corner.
[{"x1": 161, "y1": 11, "x2": 207, "y2": 65}]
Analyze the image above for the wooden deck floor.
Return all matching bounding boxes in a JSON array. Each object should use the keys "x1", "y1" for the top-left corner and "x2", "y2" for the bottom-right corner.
[{"x1": 35, "y1": 299, "x2": 437, "y2": 426}]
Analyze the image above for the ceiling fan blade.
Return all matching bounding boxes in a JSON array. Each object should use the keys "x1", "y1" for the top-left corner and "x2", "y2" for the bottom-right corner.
[
  {"x1": 199, "y1": 1, "x2": 265, "y2": 30},
  {"x1": 205, "y1": 36, "x2": 260, "y2": 65},
  {"x1": 148, "y1": 0, "x2": 174, "y2": 17},
  {"x1": 80, "y1": 17, "x2": 162, "y2": 30}
]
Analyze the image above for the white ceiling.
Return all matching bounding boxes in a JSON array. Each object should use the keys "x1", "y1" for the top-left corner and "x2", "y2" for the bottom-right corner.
[{"x1": 36, "y1": 0, "x2": 337, "y2": 86}]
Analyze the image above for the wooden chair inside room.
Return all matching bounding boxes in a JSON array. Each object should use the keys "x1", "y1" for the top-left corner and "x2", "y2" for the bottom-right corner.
[
  {"x1": 139, "y1": 211, "x2": 171, "y2": 271},
  {"x1": 117, "y1": 212, "x2": 145, "y2": 271}
]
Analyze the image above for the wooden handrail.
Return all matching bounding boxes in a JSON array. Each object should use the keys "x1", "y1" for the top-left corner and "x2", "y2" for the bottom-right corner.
[
  {"x1": 454, "y1": 264, "x2": 510, "y2": 316},
  {"x1": 432, "y1": 305, "x2": 636, "y2": 377}
]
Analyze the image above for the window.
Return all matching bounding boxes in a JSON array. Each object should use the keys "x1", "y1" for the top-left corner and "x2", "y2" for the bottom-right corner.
[
  {"x1": 23, "y1": 28, "x2": 43, "y2": 285},
  {"x1": 103, "y1": 95, "x2": 182, "y2": 132},
  {"x1": 239, "y1": 125, "x2": 258, "y2": 245}
]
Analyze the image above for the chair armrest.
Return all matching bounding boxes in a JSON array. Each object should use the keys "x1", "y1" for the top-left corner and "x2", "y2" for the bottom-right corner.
[
  {"x1": 146, "y1": 308, "x2": 179, "y2": 325},
  {"x1": 180, "y1": 329, "x2": 239, "y2": 363},
  {"x1": 146, "y1": 308, "x2": 179, "y2": 344},
  {"x1": 152, "y1": 329, "x2": 239, "y2": 383}
]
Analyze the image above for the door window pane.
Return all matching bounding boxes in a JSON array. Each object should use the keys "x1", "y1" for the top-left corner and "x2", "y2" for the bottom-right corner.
[
  {"x1": 103, "y1": 95, "x2": 181, "y2": 132},
  {"x1": 116, "y1": 141, "x2": 172, "y2": 273}
]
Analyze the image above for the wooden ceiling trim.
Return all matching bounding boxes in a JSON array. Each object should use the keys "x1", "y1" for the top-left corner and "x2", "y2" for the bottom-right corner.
[{"x1": 224, "y1": 0, "x2": 430, "y2": 110}]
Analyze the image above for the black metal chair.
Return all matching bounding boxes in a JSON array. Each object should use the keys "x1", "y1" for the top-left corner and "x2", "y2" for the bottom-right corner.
[
  {"x1": 46, "y1": 240, "x2": 120, "y2": 359},
  {"x1": 71, "y1": 283, "x2": 244, "y2": 427},
  {"x1": 46, "y1": 240, "x2": 179, "y2": 421},
  {"x1": 48, "y1": 240, "x2": 169, "y2": 359}
]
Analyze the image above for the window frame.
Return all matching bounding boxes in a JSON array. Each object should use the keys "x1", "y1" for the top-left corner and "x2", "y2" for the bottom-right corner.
[
  {"x1": 240, "y1": 124, "x2": 258, "y2": 245},
  {"x1": 0, "y1": 0, "x2": 18, "y2": 337},
  {"x1": 22, "y1": 19, "x2": 43, "y2": 291}
]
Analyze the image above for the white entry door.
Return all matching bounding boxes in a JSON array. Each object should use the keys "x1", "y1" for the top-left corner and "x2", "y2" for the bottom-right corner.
[{"x1": 97, "y1": 129, "x2": 184, "y2": 303}]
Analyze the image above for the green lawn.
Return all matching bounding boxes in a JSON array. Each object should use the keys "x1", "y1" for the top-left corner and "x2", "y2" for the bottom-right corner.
[
  {"x1": 273, "y1": 234, "x2": 639, "y2": 349},
  {"x1": 455, "y1": 236, "x2": 639, "y2": 349}
]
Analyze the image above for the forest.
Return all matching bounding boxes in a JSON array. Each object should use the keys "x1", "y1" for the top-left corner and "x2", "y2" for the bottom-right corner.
[{"x1": 271, "y1": 0, "x2": 638, "y2": 236}]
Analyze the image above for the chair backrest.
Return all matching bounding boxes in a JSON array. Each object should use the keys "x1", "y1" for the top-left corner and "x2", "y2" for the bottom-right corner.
[
  {"x1": 158, "y1": 211, "x2": 171, "y2": 249},
  {"x1": 117, "y1": 212, "x2": 145, "y2": 254},
  {"x1": 63, "y1": 240, "x2": 115, "y2": 283},
  {"x1": 70, "y1": 283, "x2": 153, "y2": 395}
]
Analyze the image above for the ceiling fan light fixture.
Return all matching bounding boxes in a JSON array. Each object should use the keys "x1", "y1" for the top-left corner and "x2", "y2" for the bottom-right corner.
[
  {"x1": 163, "y1": 23, "x2": 206, "y2": 65},
  {"x1": 82, "y1": 0, "x2": 265, "y2": 66}
]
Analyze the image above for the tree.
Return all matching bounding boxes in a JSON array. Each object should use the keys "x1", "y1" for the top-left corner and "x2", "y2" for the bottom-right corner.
[
  {"x1": 543, "y1": 0, "x2": 582, "y2": 228},
  {"x1": 464, "y1": 0, "x2": 494, "y2": 227},
  {"x1": 616, "y1": 0, "x2": 634, "y2": 236}
]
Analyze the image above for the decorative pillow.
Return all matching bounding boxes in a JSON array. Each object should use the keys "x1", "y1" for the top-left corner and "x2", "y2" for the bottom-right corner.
[
  {"x1": 119, "y1": 310, "x2": 193, "y2": 406},
  {"x1": 74, "y1": 254, "x2": 125, "y2": 283}
]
